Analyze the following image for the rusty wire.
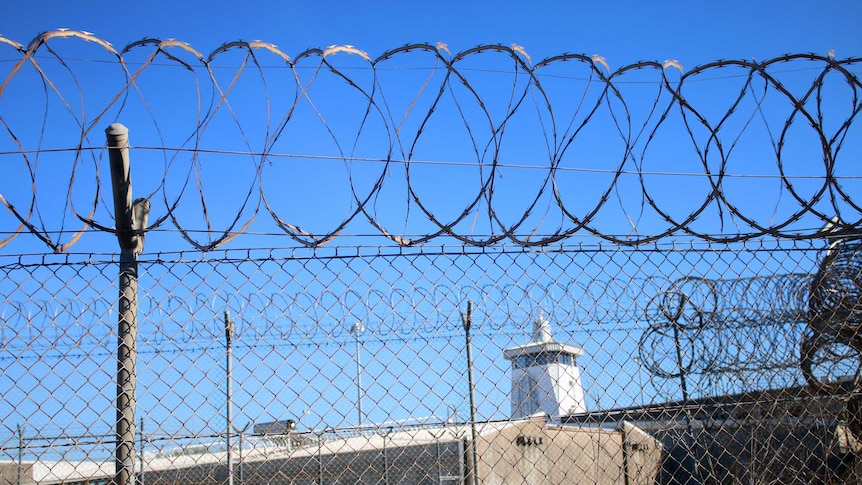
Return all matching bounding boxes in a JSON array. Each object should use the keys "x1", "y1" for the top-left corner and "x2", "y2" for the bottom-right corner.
[
  {"x1": 639, "y1": 273, "x2": 811, "y2": 391},
  {"x1": 0, "y1": 31, "x2": 860, "y2": 252},
  {"x1": 802, "y1": 236, "x2": 862, "y2": 394},
  {"x1": 640, "y1": 238, "x2": 861, "y2": 400}
]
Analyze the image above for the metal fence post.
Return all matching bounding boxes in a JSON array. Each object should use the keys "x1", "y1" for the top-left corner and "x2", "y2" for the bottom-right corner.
[
  {"x1": 237, "y1": 424, "x2": 249, "y2": 485},
  {"x1": 318, "y1": 431, "x2": 324, "y2": 485},
  {"x1": 107, "y1": 123, "x2": 148, "y2": 485},
  {"x1": 350, "y1": 322, "x2": 365, "y2": 429},
  {"x1": 225, "y1": 310, "x2": 234, "y2": 485},
  {"x1": 139, "y1": 418, "x2": 145, "y2": 485},
  {"x1": 16, "y1": 424, "x2": 24, "y2": 485},
  {"x1": 461, "y1": 301, "x2": 479, "y2": 485},
  {"x1": 381, "y1": 430, "x2": 388, "y2": 485}
]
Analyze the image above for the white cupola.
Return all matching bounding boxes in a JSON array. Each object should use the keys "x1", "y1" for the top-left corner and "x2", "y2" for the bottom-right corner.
[{"x1": 503, "y1": 317, "x2": 587, "y2": 418}]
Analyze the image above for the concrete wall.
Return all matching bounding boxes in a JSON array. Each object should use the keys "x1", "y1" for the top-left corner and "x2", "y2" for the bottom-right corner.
[
  {"x1": 476, "y1": 419, "x2": 660, "y2": 485},
  {"x1": 138, "y1": 419, "x2": 662, "y2": 485},
  {"x1": 651, "y1": 419, "x2": 862, "y2": 485},
  {"x1": 141, "y1": 440, "x2": 463, "y2": 485},
  {"x1": 0, "y1": 463, "x2": 32, "y2": 485},
  {"x1": 9, "y1": 419, "x2": 662, "y2": 485}
]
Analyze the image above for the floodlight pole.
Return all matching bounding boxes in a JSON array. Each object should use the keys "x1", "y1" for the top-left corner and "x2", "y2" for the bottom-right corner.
[{"x1": 107, "y1": 123, "x2": 149, "y2": 485}]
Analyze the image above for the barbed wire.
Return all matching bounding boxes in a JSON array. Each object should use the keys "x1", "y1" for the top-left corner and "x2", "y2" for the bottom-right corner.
[
  {"x1": 640, "y1": 238, "x2": 861, "y2": 398},
  {"x1": 7, "y1": 144, "x2": 862, "y2": 180},
  {"x1": 638, "y1": 273, "x2": 810, "y2": 387},
  {"x1": 0, "y1": 30, "x2": 860, "y2": 253},
  {"x1": 802, "y1": 236, "x2": 862, "y2": 393}
]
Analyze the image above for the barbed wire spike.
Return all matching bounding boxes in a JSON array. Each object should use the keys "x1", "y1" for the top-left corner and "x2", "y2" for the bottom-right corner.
[
  {"x1": 158, "y1": 38, "x2": 205, "y2": 61},
  {"x1": 663, "y1": 59, "x2": 683, "y2": 72},
  {"x1": 323, "y1": 44, "x2": 371, "y2": 61},
  {"x1": 248, "y1": 40, "x2": 291, "y2": 63},
  {"x1": 511, "y1": 44, "x2": 531, "y2": 64},
  {"x1": 592, "y1": 54, "x2": 610, "y2": 71},
  {"x1": 0, "y1": 36, "x2": 23, "y2": 50},
  {"x1": 0, "y1": 40, "x2": 860, "y2": 251}
]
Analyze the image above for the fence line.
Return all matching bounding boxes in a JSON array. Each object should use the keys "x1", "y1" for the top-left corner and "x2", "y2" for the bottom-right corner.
[{"x1": 1, "y1": 239, "x2": 860, "y2": 482}]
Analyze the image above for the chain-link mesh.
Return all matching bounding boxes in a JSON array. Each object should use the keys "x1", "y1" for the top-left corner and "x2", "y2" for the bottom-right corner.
[
  {"x1": 1, "y1": 240, "x2": 860, "y2": 484},
  {"x1": 1, "y1": 31, "x2": 861, "y2": 484}
]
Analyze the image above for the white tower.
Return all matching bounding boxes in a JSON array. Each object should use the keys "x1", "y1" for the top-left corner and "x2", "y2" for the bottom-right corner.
[{"x1": 503, "y1": 317, "x2": 587, "y2": 418}]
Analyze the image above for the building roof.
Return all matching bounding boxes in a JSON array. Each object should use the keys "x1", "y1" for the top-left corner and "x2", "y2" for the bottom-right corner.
[
  {"x1": 503, "y1": 317, "x2": 584, "y2": 359},
  {"x1": 1, "y1": 418, "x2": 547, "y2": 485},
  {"x1": 503, "y1": 341, "x2": 584, "y2": 359}
]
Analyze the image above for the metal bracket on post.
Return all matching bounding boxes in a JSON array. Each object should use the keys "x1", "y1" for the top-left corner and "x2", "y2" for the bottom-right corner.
[{"x1": 106, "y1": 123, "x2": 149, "y2": 485}]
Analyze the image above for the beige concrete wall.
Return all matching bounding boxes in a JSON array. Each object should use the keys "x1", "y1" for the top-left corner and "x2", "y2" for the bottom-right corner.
[
  {"x1": 475, "y1": 418, "x2": 661, "y2": 485},
  {"x1": 621, "y1": 421, "x2": 662, "y2": 484},
  {"x1": 23, "y1": 420, "x2": 661, "y2": 485},
  {"x1": 0, "y1": 463, "x2": 32, "y2": 485}
]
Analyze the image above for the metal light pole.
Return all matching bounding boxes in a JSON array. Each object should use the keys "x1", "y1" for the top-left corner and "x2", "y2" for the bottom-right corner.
[
  {"x1": 350, "y1": 322, "x2": 365, "y2": 429},
  {"x1": 225, "y1": 311, "x2": 235, "y2": 485},
  {"x1": 302, "y1": 409, "x2": 311, "y2": 430}
]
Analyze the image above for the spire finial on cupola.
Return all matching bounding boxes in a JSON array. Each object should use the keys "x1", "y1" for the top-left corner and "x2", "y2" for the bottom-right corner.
[{"x1": 532, "y1": 313, "x2": 553, "y2": 343}]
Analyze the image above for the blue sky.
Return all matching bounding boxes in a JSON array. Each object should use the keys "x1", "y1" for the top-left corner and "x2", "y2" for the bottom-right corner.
[
  {"x1": 1, "y1": 0, "x2": 860, "y2": 253},
  {"x1": 1, "y1": 0, "x2": 860, "y2": 458},
  {"x1": 3, "y1": 0, "x2": 860, "y2": 67}
]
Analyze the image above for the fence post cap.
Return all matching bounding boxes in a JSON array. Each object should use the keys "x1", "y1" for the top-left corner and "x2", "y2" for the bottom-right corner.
[{"x1": 105, "y1": 123, "x2": 128, "y2": 136}]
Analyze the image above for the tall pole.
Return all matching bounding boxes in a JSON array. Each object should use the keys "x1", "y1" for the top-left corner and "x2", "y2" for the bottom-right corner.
[
  {"x1": 381, "y1": 430, "x2": 389, "y2": 485},
  {"x1": 662, "y1": 291, "x2": 689, "y2": 402},
  {"x1": 350, "y1": 322, "x2": 365, "y2": 429},
  {"x1": 671, "y1": 322, "x2": 689, "y2": 402},
  {"x1": 236, "y1": 423, "x2": 249, "y2": 485},
  {"x1": 663, "y1": 292, "x2": 703, "y2": 482},
  {"x1": 225, "y1": 311, "x2": 234, "y2": 485},
  {"x1": 16, "y1": 424, "x2": 24, "y2": 485},
  {"x1": 461, "y1": 301, "x2": 479, "y2": 485},
  {"x1": 107, "y1": 123, "x2": 148, "y2": 485},
  {"x1": 139, "y1": 418, "x2": 145, "y2": 485},
  {"x1": 317, "y1": 431, "x2": 324, "y2": 485}
]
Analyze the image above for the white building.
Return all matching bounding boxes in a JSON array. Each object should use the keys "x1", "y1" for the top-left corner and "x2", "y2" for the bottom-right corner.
[{"x1": 503, "y1": 317, "x2": 587, "y2": 418}]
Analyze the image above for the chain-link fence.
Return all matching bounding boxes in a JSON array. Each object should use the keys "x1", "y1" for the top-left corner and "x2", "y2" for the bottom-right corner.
[
  {"x1": 1, "y1": 31, "x2": 861, "y2": 484},
  {"x1": 1, "y1": 240, "x2": 860, "y2": 484}
]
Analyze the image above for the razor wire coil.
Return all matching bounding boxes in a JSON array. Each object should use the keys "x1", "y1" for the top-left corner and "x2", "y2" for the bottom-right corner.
[{"x1": 0, "y1": 31, "x2": 860, "y2": 252}]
